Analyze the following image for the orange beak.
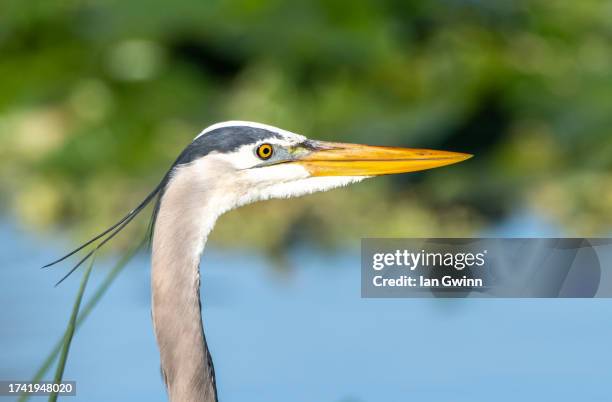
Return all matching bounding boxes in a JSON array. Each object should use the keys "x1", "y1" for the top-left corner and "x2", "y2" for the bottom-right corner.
[{"x1": 294, "y1": 141, "x2": 472, "y2": 176}]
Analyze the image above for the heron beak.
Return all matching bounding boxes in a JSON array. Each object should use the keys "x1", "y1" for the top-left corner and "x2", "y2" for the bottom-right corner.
[{"x1": 295, "y1": 141, "x2": 472, "y2": 176}]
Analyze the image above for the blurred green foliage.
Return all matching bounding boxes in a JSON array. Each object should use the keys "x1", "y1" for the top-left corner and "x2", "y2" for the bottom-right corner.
[{"x1": 1, "y1": 0, "x2": 611, "y2": 254}]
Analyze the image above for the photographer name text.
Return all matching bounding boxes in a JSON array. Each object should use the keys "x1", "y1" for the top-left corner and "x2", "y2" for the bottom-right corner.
[{"x1": 371, "y1": 249, "x2": 487, "y2": 289}]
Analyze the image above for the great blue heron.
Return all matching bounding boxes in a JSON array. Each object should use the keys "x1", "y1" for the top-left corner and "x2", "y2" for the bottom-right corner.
[{"x1": 45, "y1": 121, "x2": 471, "y2": 402}]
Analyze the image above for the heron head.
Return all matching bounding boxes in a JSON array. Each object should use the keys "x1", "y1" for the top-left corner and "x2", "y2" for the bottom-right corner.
[
  {"x1": 45, "y1": 121, "x2": 471, "y2": 285},
  {"x1": 171, "y1": 121, "x2": 471, "y2": 210}
]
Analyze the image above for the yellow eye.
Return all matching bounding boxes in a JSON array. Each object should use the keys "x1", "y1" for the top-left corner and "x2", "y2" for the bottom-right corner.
[{"x1": 256, "y1": 143, "x2": 274, "y2": 160}]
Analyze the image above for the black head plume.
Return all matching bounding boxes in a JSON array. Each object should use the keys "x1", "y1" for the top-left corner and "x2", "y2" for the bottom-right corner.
[{"x1": 43, "y1": 123, "x2": 286, "y2": 285}]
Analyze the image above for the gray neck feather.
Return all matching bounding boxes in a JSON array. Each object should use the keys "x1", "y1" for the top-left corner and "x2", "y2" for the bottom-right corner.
[{"x1": 151, "y1": 165, "x2": 222, "y2": 402}]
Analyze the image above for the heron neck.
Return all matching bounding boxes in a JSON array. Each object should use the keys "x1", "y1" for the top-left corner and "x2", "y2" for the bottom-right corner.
[{"x1": 151, "y1": 168, "x2": 223, "y2": 402}]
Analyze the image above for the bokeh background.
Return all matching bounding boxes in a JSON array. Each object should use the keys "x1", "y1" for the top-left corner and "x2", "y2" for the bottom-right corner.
[{"x1": 1, "y1": 1, "x2": 612, "y2": 402}]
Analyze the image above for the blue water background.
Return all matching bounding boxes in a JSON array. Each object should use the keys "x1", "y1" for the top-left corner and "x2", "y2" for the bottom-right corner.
[{"x1": 1, "y1": 211, "x2": 611, "y2": 402}]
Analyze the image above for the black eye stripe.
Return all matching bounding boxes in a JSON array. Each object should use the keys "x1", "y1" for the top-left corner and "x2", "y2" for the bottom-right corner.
[{"x1": 176, "y1": 127, "x2": 284, "y2": 167}]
